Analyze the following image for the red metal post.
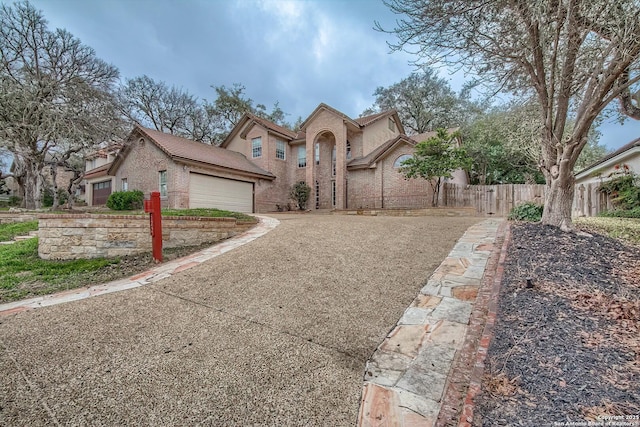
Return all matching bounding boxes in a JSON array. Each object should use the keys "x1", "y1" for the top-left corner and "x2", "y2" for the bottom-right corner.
[{"x1": 144, "y1": 191, "x2": 163, "y2": 263}]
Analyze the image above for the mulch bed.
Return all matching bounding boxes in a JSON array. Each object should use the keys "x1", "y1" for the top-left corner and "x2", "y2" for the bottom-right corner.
[{"x1": 474, "y1": 223, "x2": 640, "y2": 426}]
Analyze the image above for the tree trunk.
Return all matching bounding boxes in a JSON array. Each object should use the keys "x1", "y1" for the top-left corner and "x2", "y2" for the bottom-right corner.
[
  {"x1": 22, "y1": 160, "x2": 44, "y2": 210},
  {"x1": 51, "y1": 164, "x2": 59, "y2": 211},
  {"x1": 541, "y1": 161, "x2": 575, "y2": 231}
]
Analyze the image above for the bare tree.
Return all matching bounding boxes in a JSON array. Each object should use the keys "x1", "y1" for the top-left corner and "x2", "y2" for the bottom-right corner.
[
  {"x1": 0, "y1": 1, "x2": 123, "y2": 209},
  {"x1": 380, "y1": 0, "x2": 640, "y2": 230},
  {"x1": 119, "y1": 75, "x2": 218, "y2": 143}
]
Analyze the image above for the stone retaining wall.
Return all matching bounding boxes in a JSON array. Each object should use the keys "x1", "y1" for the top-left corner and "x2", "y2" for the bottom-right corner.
[
  {"x1": 37, "y1": 214, "x2": 256, "y2": 260},
  {"x1": 0, "y1": 212, "x2": 38, "y2": 224}
]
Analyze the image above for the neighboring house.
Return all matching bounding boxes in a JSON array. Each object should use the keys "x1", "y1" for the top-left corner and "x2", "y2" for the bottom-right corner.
[
  {"x1": 83, "y1": 143, "x2": 122, "y2": 206},
  {"x1": 573, "y1": 136, "x2": 640, "y2": 216},
  {"x1": 223, "y1": 103, "x2": 467, "y2": 211},
  {"x1": 107, "y1": 125, "x2": 275, "y2": 213},
  {"x1": 574, "y1": 137, "x2": 640, "y2": 185}
]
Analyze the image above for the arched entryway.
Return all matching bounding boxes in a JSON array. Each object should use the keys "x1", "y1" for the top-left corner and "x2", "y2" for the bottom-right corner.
[{"x1": 312, "y1": 131, "x2": 336, "y2": 209}]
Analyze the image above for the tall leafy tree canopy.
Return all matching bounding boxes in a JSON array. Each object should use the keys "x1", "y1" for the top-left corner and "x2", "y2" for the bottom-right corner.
[
  {"x1": 362, "y1": 69, "x2": 466, "y2": 134},
  {"x1": 0, "y1": 1, "x2": 123, "y2": 209},
  {"x1": 380, "y1": 0, "x2": 640, "y2": 230}
]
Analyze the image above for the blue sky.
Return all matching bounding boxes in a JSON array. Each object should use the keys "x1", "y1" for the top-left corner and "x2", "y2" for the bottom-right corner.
[{"x1": 27, "y1": 0, "x2": 640, "y2": 151}]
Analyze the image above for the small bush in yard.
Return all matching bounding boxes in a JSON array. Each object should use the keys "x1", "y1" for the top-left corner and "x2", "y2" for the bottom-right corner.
[
  {"x1": 107, "y1": 190, "x2": 144, "y2": 210},
  {"x1": 290, "y1": 182, "x2": 311, "y2": 210},
  {"x1": 508, "y1": 202, "x2": 544, "y2": 222}
]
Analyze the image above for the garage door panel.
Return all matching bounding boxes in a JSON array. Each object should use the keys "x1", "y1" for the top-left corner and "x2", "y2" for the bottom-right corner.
[{"x1": 189, "y1": 173, "x2": 253, "y2": 213}]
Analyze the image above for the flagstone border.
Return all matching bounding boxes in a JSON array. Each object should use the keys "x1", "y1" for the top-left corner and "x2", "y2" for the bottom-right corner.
[{"x1": 357, "y1": 219, "x2": 506, "y2": 427}]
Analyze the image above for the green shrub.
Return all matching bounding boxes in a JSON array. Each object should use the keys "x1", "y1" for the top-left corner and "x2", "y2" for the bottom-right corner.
[
  {"x1": 598, "y1": 207, "x2": 640, "y2": 218},
  {"x1": 8, "y1": 196, "x2": 21, "y2": 207},
  {"x1": 289, "y1": 181, "x2": 311, "y2": 210},
  {"x1": 106, "y1": 190, "x2": 144, "y2": 211},
  {"x1": 598, "y1": 170, "x2": 640, "y2": 211},
  {"x1": 508, "y1": 202, "x2": 544, "y2": 221},
  {"x1": 41, "y1": 187, "x2": 69, "y2": 207}
]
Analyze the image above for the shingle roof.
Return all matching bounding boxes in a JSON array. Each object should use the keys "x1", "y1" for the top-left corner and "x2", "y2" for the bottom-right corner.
[
  {"x1": 112, "y1": 126, "x2": 274, "y2": 179},
  {"x1": 84, "y1": 162, "x2": 112, "y2": 179},
  {"x1": 247, "y1": 114, "x2": 297, "y2": 139},
  {"x1": 347, "y1": 135, "x2": 416, "y2": 170},
  {"x1": 575, "y1": 137, "x2": 640, "y2": 176},
  {"x1": 355, "y1": 110, "x2": 396, "y2": 127}
]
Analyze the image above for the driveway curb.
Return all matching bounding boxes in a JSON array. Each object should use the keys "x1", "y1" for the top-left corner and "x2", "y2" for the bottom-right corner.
[
  {"x1": 357, "y1": 218, "x2": 506, "y2": 426},
  {"x1": 0, "y1": 215, "x2": 279, "y2": 317}
]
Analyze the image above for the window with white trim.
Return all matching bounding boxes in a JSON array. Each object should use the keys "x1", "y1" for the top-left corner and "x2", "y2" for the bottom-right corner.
[
  {"x1": 252, "y1": 137, "x2": 262, "y2": 158},
  {"x1": 298, "y1": 146, "x2": 306, "y2": 168},
  {"x1": 276, "y1": 140, "x2": 286, "y2": 160},
  {"x1": 121, "y1": 178, "x2": 128, "y2": 191},
  {"x1": 315, "y1": 142, "x2": 320, "y2": 165},
  {"x1": 159, "y1": 170, "x2": 167, "y2": 197}
]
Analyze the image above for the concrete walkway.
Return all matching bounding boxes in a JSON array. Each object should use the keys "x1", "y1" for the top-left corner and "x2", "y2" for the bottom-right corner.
[{"x1": 0, "y1": 214, "x2": 503, "y2": 425}]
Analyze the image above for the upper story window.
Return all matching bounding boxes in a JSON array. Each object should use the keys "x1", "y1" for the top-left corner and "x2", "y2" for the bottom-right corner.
[
  {"x1": 252, "y1": 137, "x2": 262, "y2": 158},
  {"x1": 346, "y1": 141, "x2": 351, "y2": 160},
  {"x1": 332, "y1": 145, "x2": 336, "y2": 176},
  {"x1": 315, "y1": 142, "x2": 320, "y2": 165},
  {"x1": 394, "y1": 154, "x2": 412, "y2": 169},
  {"x1": 388, "y1": 117, "x2": 396, "y2": 132},
  {"x1": 276, "y1": 140, "x2": 286, "y2": 160},
  {"x1": 159, "y1": 170, "x2": 167, "y2": 197},
  {"x1": 298, "y1": 146, "x2": 307, "y2": 168}
]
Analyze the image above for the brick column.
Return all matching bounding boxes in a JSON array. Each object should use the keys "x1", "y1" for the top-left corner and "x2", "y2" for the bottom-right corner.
[{"x1": 306, "y1": 134, "x2": 315, "y2": 210}]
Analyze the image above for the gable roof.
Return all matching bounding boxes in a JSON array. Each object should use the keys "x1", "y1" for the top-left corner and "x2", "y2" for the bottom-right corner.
[
  {"x1": 221, "y1": 113, "x2": 297, "y2": 148},
  {"x1": 109, "y1": 125, "x2": 275, "y2": 180},
  {"x1": 85, "y1": 162, "x2": 112, "y2": 180},
  {"x1": 299, "y1": 103, "x2": 362, "y2": 130},
  {"x1": 347, "y1": 135, "x2": 417, "y2": 170},
  {"x1": 347, "y1": 128, "x2": 462, "y2": 170},
  {"x1": 575, "y1": 137, "x2": 640, "y2": 178}
]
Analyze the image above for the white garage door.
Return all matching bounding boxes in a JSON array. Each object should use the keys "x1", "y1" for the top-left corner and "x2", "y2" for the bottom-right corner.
[{"x1": 189, "y1": 173, "x2": 254, "y2": 213}]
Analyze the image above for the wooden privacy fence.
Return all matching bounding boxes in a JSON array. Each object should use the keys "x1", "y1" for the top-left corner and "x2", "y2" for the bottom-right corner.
[
  {"x1": 442, "y1": 183, "x2": 611, "y2": 217},
  {"x1": 572, "y1": 182, "x2": 613, "y2": 217}
]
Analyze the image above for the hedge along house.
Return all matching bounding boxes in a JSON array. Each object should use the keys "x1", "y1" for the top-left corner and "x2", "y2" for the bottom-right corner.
[
  {"x1": 107, "y1": 125, "x2": 274, "y2": 213},
  {"x1": 223, "y1": 103, "x2": 467, "y2": 211}
]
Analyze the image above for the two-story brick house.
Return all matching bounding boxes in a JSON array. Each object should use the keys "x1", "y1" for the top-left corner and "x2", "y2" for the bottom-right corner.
[
  {"x1": 107, "y1": 103, "x2": 466, "y2": 213},
  {"x1": 223, "y1": 103, "x2": 466, "y2": 211}
]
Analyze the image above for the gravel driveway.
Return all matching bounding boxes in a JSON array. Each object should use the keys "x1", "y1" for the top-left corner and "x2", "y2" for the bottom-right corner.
[{"x1": 0, "y1": 214, "x2": 479, "y2": 426}]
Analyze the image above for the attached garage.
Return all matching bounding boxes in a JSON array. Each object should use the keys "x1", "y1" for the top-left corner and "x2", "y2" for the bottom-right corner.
[
  {"x1": 189, "y1": 173, "x2": 254, "y2": 213},
  {"x1": 92, "y1": 180, "x2": 112, "y2": 205}
]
